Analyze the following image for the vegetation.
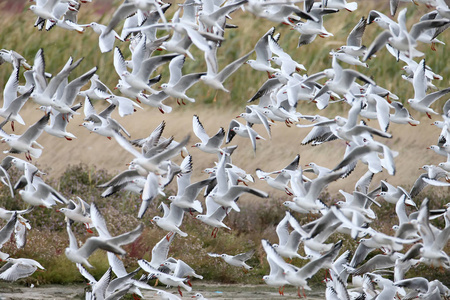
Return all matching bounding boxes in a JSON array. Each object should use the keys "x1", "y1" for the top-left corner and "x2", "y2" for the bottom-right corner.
[{"x1": 0, "y1": 164, "x2": 449, "y2": 286}]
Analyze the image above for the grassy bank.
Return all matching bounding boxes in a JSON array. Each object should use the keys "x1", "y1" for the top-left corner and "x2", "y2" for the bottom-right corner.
[{"x1": 1, "y1": 164, "x2": 449, "y2": 287}]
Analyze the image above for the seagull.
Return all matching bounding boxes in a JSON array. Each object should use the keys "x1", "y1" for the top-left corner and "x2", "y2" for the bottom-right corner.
[
  {"x1": 407, "y1": 59, "x2": 450, "y2": 118},
  {"x1": 261, "y1": 239, "x2": 290, "y2": 296},
  {"x1": 192, "y1": 115, "x2": 225, "y2": 154},
  {"x1": 0, "y1": 113, "x2": 49, "y2": 161},
  {"x1": 208, "y1": 249, "x2": 255, "y2": 271},
  {"x1": 201, "y1": 46, "x2": 254, "y2": 92},
  {"x1": 272, "y1": 212, "x2": 305, "y2": 260},
  {"x1": 112, "y1": 131, "x2": 190, "y2": 175},
  {"x1": 195, "y1": 195, "x2": 232, "y2": 238},
  {"x1": 65, "y1": 204, "x2": 144, "y2": 268},
  {"x1": 151, "y1": 202, "x2": 187, "y2": 238},
  {"x1": 226, "y1": 119, "x2": 265, "y2": 153},
  {"x1": 246, "y1": 27, "x2": 280, "y2": 77},
  {"x1": 0, "y1": 257, "x2": 44, "y2": 281}
]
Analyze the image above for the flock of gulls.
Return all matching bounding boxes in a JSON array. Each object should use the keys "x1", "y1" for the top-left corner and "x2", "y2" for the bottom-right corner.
[{"x1": 0, "y1": 0, "x2": 449, "y2": 299}]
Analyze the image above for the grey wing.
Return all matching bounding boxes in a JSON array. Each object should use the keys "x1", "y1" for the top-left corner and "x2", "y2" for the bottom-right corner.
[
  {"x1": 254, "y1": 27, "x2": 275, "y2": 62},
  {"x1": 167, "y1": 55, "x2": 186, "y2": 86},
  {"x1": 332, "y1": 145, "x2": 372, "y2": 171},
  {"x1": 349, "y1": 125, "x2": 392, "y2": 139},
  {"x1": 60, "y1": 67, "x2": 97, "y2": 106},
  {"x1": 410, "y1": 19, "x2": 450, "y2": 40},
  {"x1": 226, "y1": 119, "x2": 241, "y2": 144},
  {"x1": 167, "y1": 203, "x2": 185, "y2": 227},
  {"x1": 149, "y1": 134, "x2": 190, "y2": 165},
  {"x1": 410, "y1": 173, "x2": 428, "y2": 198},
  {"x1": 205, "y1": 127, "x2": 225, "y2": 149},
  {"x1": 104, "y1": 3, "x2": 137, "y2": 36},
  {"x1": 217, "y1": 50, "x2": 254, "y2": 83},
  {"x1": 182, "y1": 178, "x2": 215, "y2": 201},
  {"x1": 226, "y1": 186, "x2": 268, "y2": 200},
  {"x1": 137, "y1": 54, "x2": 178, "y2": 83},
  {"x1": 173, "y1": 259, "x2": 195, "y2": 278},
  {"x1": 90, "y1": 202, "x2": 111, "y2": 238},
  {"x1": 284, "y1": 154, "x2": 300, "y2": 171},
  {"x1": 97, "y1": 169, "x2": 141, "y2": 188},
  {"x1": 347, "y1": 17, "x2": 366, "y2": 47},
  {"x1": 0, "y1": 213, "x2": 17, "y2": 246},
  {"x1": 420, "y1": 87, "x2": 450, "y2": 108},
  {"x1": 353, "y1": 254, "x2": 396, "y2": 275},
  {"x1": 248, "y1": 77, "x2": 282, "y2": 102},
  {"x1": 114, "y1": 47, "x2": 127, "y2": 79},
  {"x1": 18, "y1": 113, "x2": 50, "y2": 144},
  {"x1": 234, "y1": 249, "x2": 255, "y2": 262},
  {"x1": 0, "y1": 263, "x2": 37, "y2": 281},
  {"x1": 307, "y1": 170, "x2": 346, "y2": 201},
  {"x1": 108, "y1": 223, "x2": 144, "y2": 247},
  {"x1": 298, "y1": 34, "x2": 317, "y2": 47},
  {"x1": 363, "y1": 30, "x2": 392, "y2": 61},
  {"x1": 151, "y1": 233, "x2": 176, "y2": 267},
  {"x1": 172, "y1": 72, "x2": 206, "y2": 92},
  {"x1": 276, "y1": 212, "x2": 291, "y2": 246}
]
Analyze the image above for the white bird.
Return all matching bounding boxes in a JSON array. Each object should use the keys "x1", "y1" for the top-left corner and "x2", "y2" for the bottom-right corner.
[
  {"x1": 192, "y1": 114, "x2": 225, "y2": 154},
  {"x1": 151, "y1": 202, "x2": 187, "y2": 238},
  {"x1": 0, "y1": 257, "x2": 44, "y2": 281},
  {"x1": 65, "y1": 203, "x2": 144, "y2": 268},
  {"x1": 407, "y1": 59, "x2": 450, "y2": 118},
  {"x1": 0, "y1": 113, "x2": 49, "y2": 160},
  {"x1": 208, "y1": 249, "x2": 255, "y2": 271}
]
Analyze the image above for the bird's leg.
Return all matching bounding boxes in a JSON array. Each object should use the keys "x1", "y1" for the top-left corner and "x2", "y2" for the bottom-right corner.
[
  {"x1": 10, "y1": 121, "x2": 14, "y2": 132},
  {"x1": 177, "y1": 286, "x2": 183, "y2": 296},
  {"x1": 189, "y1": 208, "x2": 194, "y2": 216},
  {"x1": 266, "y1": 71, "x2": 272, "y2": 79},
  {"x1": 107, "y1": 136, "x2": 112, "y2": 140},
  {"x1": 154, "y1": 278, "x2": 159, "y2": 286},
  {"x1": 187, "y1": 278, "x2": 192, "y2": 287},
  {"x1": 65, "y1": 136, "x2": 73, "y2": 141},
  {"x1": 214, "y1": 228, "x2": 218, "y2": 238},
  {"x1": 297, "y1": 287, "x2": 302, "y2": 298},
  {"x1": 426, "y1": 112, "x2": 432, "y2": 119},
  {"x1": 158, "y1": 107, "x2": 165, "y2": 114},
  {"x1": 281, "y1": 286, "x2": 285, "y2": 296},
  {"x1": 242, "y1": 267, "x2": 249, "y2": 274},
  {"x1": 213, "y1": 90, "x2": 218, "y2": 103},
  {"x1": 408, "y1": 122, "x2": 417, "y2": 126},
  {"x1": 182, "y1": 99, "x2": 186, "y2": 105},
  {"x1": 132, "y1": 294, "x2": 141, "y2": 300},
  {"x1": 176, "y1": 98, "x2": 181, "y2": 105},
  {"x1": 285, "y1": 188, "x2": 293, "y2": 196},
  {"x1": 431, "y1": 42, "x2": 436, "y2": 51},
  {"x1": 285, "y1": 120, "x2": 291, "y2": 127},
  {"x1": 302, "y1": 287, "x2": 307, "y2": 298},
  {"x1": 166, "y1": 232, "x2": 174, "y2": 241},
  {"x1": 84, "y1": 223, "x2": 94, "y2": 234}
]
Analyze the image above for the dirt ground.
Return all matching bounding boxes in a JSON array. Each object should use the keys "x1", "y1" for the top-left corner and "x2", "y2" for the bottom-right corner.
[
  {"x1": 0, "y1": 283, "x2": 325, "y2": 300},
  {"x1": 6, "y1": 104, "x2": 446, "y2": 198}
]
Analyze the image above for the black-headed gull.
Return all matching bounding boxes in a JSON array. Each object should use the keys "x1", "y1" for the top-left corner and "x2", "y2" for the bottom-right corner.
[
  {"x1": 152, "y1": 202, "x2": 187, "y2": 237},
  {"x1": 0, "y1": 257, "x2": 44, "y2": 281},
  {"x1": 0, "y1": 113, "x2": 49, "y2": 161},
  {"x1": 192, "y1": 114, "x2": 225, "y2": 154},
  {"x1": 208, "y1": 249, "x2": 255, "y2": 271},
  {"x1": 65, "y1": 203, "x2": 144, "y2": 268}
]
